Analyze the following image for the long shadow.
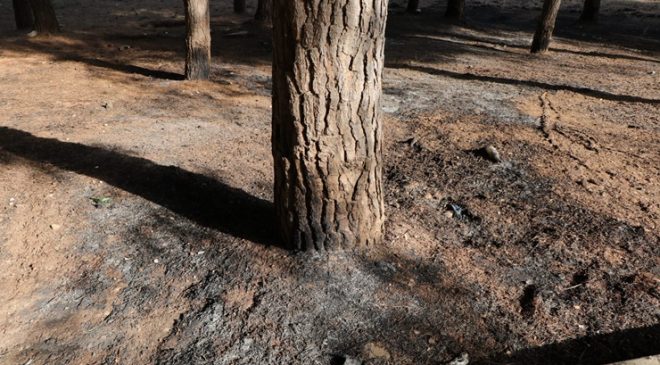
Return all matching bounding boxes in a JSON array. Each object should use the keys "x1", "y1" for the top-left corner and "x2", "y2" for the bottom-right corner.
[
  {"x1": 4, "y1": 37, "x2": 184, "y2": 80},
  {"x1": 64, "y1": 54, "x2": 184, "y2": 80},
  {"x1": 477, "y1": 324, "x2": 660, "y2": 365},
  {"x1": 387, "y1": 63, "x2": 660, "y2": 105},
  {"x1": 0, "y1": 127, "x2": 277, "y2": 247},
  {"x1": 399, "y1": 33, "x2": 660, "y2": 64}
]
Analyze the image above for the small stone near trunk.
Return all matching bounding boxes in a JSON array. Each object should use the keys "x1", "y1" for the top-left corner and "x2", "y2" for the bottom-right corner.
[
  {"x1": 484, "y1": 145, "x2": 502, "y2": 163},
  {"x1": 448, "y1": 352, "x2": 469, "y2": 365}
]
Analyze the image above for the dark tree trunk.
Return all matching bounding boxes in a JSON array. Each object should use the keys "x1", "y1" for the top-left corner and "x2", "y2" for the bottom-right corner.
[
  {"x1": 272, "y1": 0, "x2": 387, "y2": 250},
  {"x1": 28, "y1": 0, "x2": 59, "y2": 34},
  {"x1": 579, "y1": 0, "x2": 600, "y2": 22},
  {"x1": 254, "y1": 0, "x2": 272, "y2": 24},
  {"x1": 445, "y1": 0, "x2": 464, "y2": 20},
  {"x1": 13, "y1": 0, "x2": 33, "y2": 30},
  {"x1": 406, "y1": 0, "x2": 420, "y2": 14},
  {"x1": 184, "y1": 0, "x2": 211, "y2": 80},
  {"x1": 234, "y1": 0, "x2": 246, "y2": 14},
  {"x1": 531, "y1": 0, "x2": 561, "y2": 54}
]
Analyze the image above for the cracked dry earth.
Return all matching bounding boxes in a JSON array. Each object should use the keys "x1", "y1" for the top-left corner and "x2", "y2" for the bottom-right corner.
[{"x1": 0, "y1": 0, "x2": 659, "y2": 364}]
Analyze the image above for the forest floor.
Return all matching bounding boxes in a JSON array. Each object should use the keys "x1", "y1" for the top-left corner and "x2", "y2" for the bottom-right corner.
[{"x1": 0, "y1": 0, "x2": 659, "y2": 364}]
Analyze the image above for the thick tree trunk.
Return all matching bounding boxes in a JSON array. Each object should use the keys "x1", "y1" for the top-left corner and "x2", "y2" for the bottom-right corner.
[
  {"x1": 28, "y1": 0, "x2": 59, "y2": 34},
  {"x1": 184, "y1": 0, "x2": 211, "y2": 80},
  {"x1": 579, "y1": 0, "x2": 600, "y2": 22},
  {"x1": 234, "y1": 0, "x2": 246, "y2": 13},
  {"x1": 272, "y1": 0, "x2": 387, "y2": 250},
  {"x1": 254, "y1": 0, "x2": 272, "y2": 24},
  {"x1": 445, "y1": 0, "x2": 464, "y2": 20},
  {"x1": 531, "y1": 0, "x2": 561, "y2": 54},
  {"x1": 13, "y1": 0, "x2": 33, "y2": 30},
  {"x1": 406, "y1": 0, "x2": 420, "y2": 14}
]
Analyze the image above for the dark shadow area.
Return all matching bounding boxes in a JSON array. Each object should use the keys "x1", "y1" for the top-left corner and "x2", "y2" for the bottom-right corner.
[
  {"x1": 478, "y1": 324, "x2": 660, "y2": 365},
  {"x1": 1, "y1": 37, "x2": 184, "y2": 80},
  {"x1": 64, "y1": 53, "x2": 184, "y2": 80},
  {"x1": 0, "y1": 126, "x2": 277, "y2": 247},
  {"x1": 387, "y1": 63, "x2": 660, "y2": 105},
  {"x1": 387, "y1": 0, "x2": 660, "y2": 54},
  {"x1": 399, "y1": 33, "x2": 660, "y2": 64}
]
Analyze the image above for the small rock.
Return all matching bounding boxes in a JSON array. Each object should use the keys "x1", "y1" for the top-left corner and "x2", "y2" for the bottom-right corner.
[
  {"x1": 650, "y1": 71, "x2": 656, "y2": 75},
  {"x1": 332, "y1": 355, "x2": 362, "y2": 365},
  {"x1": 153, "y1": 258, "x2": 159, "y2": 264},
  {"x1": 118, "y1": 45, "x2": 131, "y2": 51},
  {"x1": 443, "y1": 210, "x2": 454, "y2": 218},
  {"x1": 363, "y1": 342, "x2": 391, "y2": 361},
  {"x1": 26, "y1": 30, "x2": 38, "y2": 38},
  {"x1": 101, "y1": 101, "x2": 112, "y2": 109},
  {"x1": 448, "y1": 352, "x2": 469, "y2": 365},
  {"x1": 241, "y1": 337, "x2": 254, "y2": 351},
  {"x1": 50, "y1": 224, "x2": 62, "y2": 231},
  {"x1": 484, "y1": 145, "x2": 502, "y2": 163}
]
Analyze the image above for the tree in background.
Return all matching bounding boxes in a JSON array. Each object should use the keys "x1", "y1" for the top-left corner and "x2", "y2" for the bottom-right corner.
[
  {"x1": 254, "y1": 0, "x2": 272, "y2": 25},
  {"x1": 271, "y1": 0, "x2": 388, "y2": 250},
  {"x1": 580, "y1": 0, "x2": 600, "y2": 22},
  {"x1": 12, "y1": 0, "x2": 33, "y2": 30},
  {"x1": 531, "y1": 0, "x2": 561, "y2": 53},
  {"x1": 445, "y1": 0, "x2": 464, "y2": 20},
  {"x1": 28, "y1": 0, "x2": 59, "y2": 34},
  {"x1": 234, "y1": 0, "x2": 246, "y2": 14},
  {"x1": 406, "y1": 0, "x2": 420, "y2": 14},
  {"x1": 184, "y1": 0, "x2": 211, "y2": 80}
]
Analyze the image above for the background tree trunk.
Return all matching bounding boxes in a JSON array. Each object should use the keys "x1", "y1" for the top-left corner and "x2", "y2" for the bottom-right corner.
[
  {"x1": 579, "y1": 0, "x2": 600, "y2": 22},
  {"x1": 234, "y1": 0, "x2": 246, "y2": 14},
  {"x1": 531, "y1": 0, "x2": 561, "y2": 54},
  {"x1": 445, "y1": 0, "x2": 464, "y2": 20},
  {"x1": 406, "y1": 0, "x2": 420, "y2": 14},
  {"x1": 28, "y1": 0, "x2": 59, "y2": 34},
  {"x1": 184, "y1": 0, "x2": 211, "y2": 80},
  {"x1": 272, "y1": 0, "x2": 387, "y2": 250},
  {"x1": 254, "y1": 0, "x2": 272, "y2": 24},
  {"x1": 13, "y1": 0, "x2": 33, "y2": 30}
]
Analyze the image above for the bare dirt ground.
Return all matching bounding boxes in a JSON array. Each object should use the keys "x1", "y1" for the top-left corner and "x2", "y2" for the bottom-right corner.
[{"x1": 0, "y1": 0, "x2": 659, "y2": 364}]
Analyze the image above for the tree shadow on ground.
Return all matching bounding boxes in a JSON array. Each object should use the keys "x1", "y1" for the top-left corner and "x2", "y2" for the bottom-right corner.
[
  {"x1": 0, "y1": 126, "x2": 277, "y2": 247},
  {"x1": 478, "y1": 324, "x2": 660, "y2": 365},
  {"x1": 386, "y1": 62, "x2": 660, "y2": 105}
]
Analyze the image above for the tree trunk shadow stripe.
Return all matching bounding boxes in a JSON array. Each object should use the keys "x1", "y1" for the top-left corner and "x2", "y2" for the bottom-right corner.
[{"x1": 0, "y1": 127, "x2": 277, "y2": 247}]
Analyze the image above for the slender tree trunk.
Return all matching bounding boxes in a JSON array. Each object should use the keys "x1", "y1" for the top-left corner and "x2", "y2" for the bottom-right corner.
[
  {"x1": 531, "y1": 0, "x2": 561, "y2": 54},
  {"x1": 28, "y1": 0, "x2": 59, "y2": 34},
  {"x1": 445, "y1": 0, "x2": 464, "y2": 20},
  {"x1": 272, "y1": 0, "x2": 387, "y2": 250},
  {"x1": 579, "y1": 0, "x2": 600, "y2": 22},
  {"x1": 234, "y1": 0, "x2": 246, "y2": 14},
  {"x1": 406, "y1": 0, "x2": 420, "y2": 14},
  {"x1": 13, "y1": 0, "x2": 33, "y2": 30},
  {"x1": 254, "y1": 0, "x2": 272, "y2": 24},
  {"x1": 184, "y1": 0, "x2": 211, "y2": 80}
]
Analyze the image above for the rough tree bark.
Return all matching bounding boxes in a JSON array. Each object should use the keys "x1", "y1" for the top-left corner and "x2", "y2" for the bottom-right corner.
[
  {"x1": 406, "y1": 0, "x2": 420, "y2": 14},
  {"x1": 272, "y1": 0, "x2": 388, "y2": 250},
  {"x1": 12, "y1": 0, "x2": 33, "y2": 30},
  {"x1": 184, "y1": 0, "x2": 211, "y2": 80},
  {"x1": 445, "y1": 0, "x2": 464, "y2": 20},
  {"x1": 254, "y1": 0, "x2": 272, "y2": 24},
  {"x1": 28, "y1": 0, "x2": 59, "y2": 34},
  {"x1": 531, "y1": 0, "x2": 561, "y2": 54},
  {"x1": 234, "y1": 0, "x2": 246, "y2": 13},
  {"x1": 579, "y1": 0, "x2": 600, "y2": 22}
]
